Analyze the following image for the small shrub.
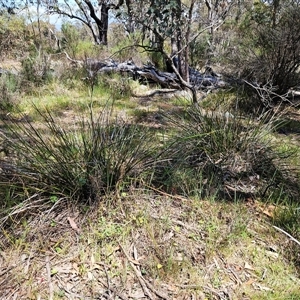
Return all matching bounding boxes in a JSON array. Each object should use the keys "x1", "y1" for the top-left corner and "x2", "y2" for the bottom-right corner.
[
  {"x1": 109, "y1": 28, "x2": 148, "y2": 64},
  {"x1": 235, "y1": 4, "x2": 300, "y2": 104},
  {"x1": 0, "y1": 13, "x2": 30, "y2": 59},
  {"x1": 0, "y1": 73, "x2": 19, "y2": 113},
  {"x1": 189, "y1": 34, "x2": 210, "y2": 67},
  {"x1": 61, "y1": 22, "x2": 102, "y2": 59},
  {"x1": 21, "y1": 54, "x2": 52, "y2": 89}
]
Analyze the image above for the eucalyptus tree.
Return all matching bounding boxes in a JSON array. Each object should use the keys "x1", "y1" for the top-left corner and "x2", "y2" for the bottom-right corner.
[
  {"x1": 42, "y1": 0, "x2": 125, "y2": 45},
  {"x1": 118, "y1": 0, "x2": 199, "y2": 102},
  {"x1": 202, "y1": 0, "x2": 235, "y2": 61},
  {"x1": 0, "y1": 0, "x2": 17, "y2": 13},
  {"x1": 121, "y1": 0, "x2": 236, "y2": 103}
]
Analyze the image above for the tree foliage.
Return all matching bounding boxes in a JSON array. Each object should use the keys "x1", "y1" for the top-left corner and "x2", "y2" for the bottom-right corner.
[
  {"x1": 238, "y1": 1, "x2": 300, "y2": 101},
  {"x1": 43, "y1": 0, "x2": 125, "y2": 45},
  {"x1": 0, "y1": 12, "x2": 30, "y2": 58}
]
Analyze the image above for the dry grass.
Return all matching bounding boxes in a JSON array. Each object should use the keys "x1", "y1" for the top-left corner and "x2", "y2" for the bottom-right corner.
[
  {"x1": 0, "y1": 59, "x2": 22, "y2": 72},
  {"x1": 1, "y1": 190, "x2": 300, "y2": 300}
]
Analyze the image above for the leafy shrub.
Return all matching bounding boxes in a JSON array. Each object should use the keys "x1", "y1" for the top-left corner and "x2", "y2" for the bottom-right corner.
[
  {"x1": 0, "y1": 73, "x2": 19, "y2": 112},
  {"x1": 109, "y1": 27, "x2": 148, "y2": 64},
  {"x1": 60, "y1": 23, "x2": 97, "y2": 59},
  {"x1": 21, "y1": 55, "x2": 52, "y2": 89},
  {"x1": 236, "y1": 4, "x2": 300, "y2": 103},
  {"x1": 0, "y1": 13, "x2": 29, "y2": 59},
  {"x1": 256, "y1": 8, "x2": 300, "y2": 92},
  {"x1": 0, "y1": 106, "x2": 155, "y2": 202},
  {"x1": 189, "y1": 34, "x2": 210, "y2": 67}
]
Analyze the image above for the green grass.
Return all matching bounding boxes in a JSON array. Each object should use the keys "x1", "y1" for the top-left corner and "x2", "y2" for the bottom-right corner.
[
  {"x1": 14, "y1": 75, "x2": 138, "y2": 119},
  {"x1": 199, "y1": 89, "x2": 237, "y2": 111}
]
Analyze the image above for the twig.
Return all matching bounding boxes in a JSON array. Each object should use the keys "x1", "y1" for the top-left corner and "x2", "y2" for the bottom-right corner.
[
  {"x1": 0, "y1": 193, "x2": 40, "y2": 220},
  {"x1": 134, "y1": 270, "x2": 154, "y2": 300},
  {"x1": 203, "y1": 285, "x2": 227, "y2": 300},
  {"x1": 143, "y1": 278, "x2": 170, "y2": 300},
  {"x1": 5, "y1": 286, "x2": 20, "y2": 300},
  {"x1": 261, "y1": 268, "x2": 267, "y2": 280},
  {"x1": 119, "y1": 244, "x2": 170, "y2": 300},
  {"x1": 0, "y1": 264, "x2": 17, "y2": 277},
  {"x1": 228, "y1": 267, "x2": 242, "y2": 285},
  {"x1": 97, "y1": 277, "x2": 129, "y2": 300},
  {"x1": 45, "y1": 197, "x2": 68, "y2": 217},
  {"x1": 273, "y1": 225, "x2": 300, "y2": 246},
  {"x1": 46, "y1": 256, "x2": 53, "y2": 300},
  {"x1": 120, "y1": 246, "x2": 154, "y2": 300},
  {"x1": 151, "y1": 214, "x2": 204, "y2": 234},
  {"x1": 175, "y1": 284, "x2": 202, "y2": 289},
  {"x1": 144, "y1": 184, "x2": 188, "y2": 202},
  {"x1": 103, "y1": 264, "x2": 110, "y2": 290},
  {"x1": 56, "y1": 274, "x2": 85, "y2": 299},
  {"x1": 243, "y1": 80, "x2": 294, "y2": 106},
  {"x1": 63, "y1": 51, "x2": 83, "y2": 65}
]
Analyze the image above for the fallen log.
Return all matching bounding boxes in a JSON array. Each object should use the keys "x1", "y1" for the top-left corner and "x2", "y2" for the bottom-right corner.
[
  {"x1": 136, "y1": 69, "x2": 181, "y2": 89},
  {"x1": 84, "y1": 58, "x2": 226, "y2": 91}
]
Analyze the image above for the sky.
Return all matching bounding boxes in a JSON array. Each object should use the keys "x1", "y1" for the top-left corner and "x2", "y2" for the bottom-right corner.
[
  {"x1": 20, "y1": 5, "x2": 63, "y2": 29},
  {"x1": 21, "y1": 2, "x2": 117, "y2": 31}
]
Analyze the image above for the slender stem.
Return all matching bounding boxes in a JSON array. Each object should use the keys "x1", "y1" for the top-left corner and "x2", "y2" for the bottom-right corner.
[{"x1": 273, "y1": 225, "x2": 300, "y2": 246}]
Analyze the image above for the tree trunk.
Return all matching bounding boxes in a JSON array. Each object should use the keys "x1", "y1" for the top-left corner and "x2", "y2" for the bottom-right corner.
[
  {"x1": 167, "y1": 37, "x2": 178, "y2": 72},
  {"x1": 272, "y1": 0, "x2": 280, "y2": 28},
  {"x1": 183, "y1": 0, "x2": 196, "y2": 84},
  {"x1": 175, "y1": 0, "x2": 189, "y2": 82},
  {"x1": 99, "y1": 3, "x2": 109, "y2": 44},
  {"x1": 125, "y1": 0, "x2": 134, "y2": 33},
  {"x1": 205, "y1": 0, "x2": 214, "y2": 64}
]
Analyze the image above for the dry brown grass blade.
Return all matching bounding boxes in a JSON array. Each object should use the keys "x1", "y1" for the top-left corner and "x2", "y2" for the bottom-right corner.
[
  {"x1": 67, "y1": 217, "x2": 81, "y2": 234},
  {"x1": 97, "y1": 277, "x2": 129, "y2": 300}
]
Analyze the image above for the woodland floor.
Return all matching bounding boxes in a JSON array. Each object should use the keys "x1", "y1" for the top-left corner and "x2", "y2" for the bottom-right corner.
[
  {"x1": 1, "y1": 191, "x2": 300, "y2": 300},
  {"x1": 1, "y1": 87, "x2": 300, "y2": 300}
]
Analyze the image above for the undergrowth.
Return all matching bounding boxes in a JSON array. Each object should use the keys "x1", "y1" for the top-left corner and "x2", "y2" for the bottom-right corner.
[
  {"x1": 0, "y1": 89, "x2": 300, "y2": 299},
  {"x1": 153, "y1": 105, "x2": 300, "y2": 201},
  {"x1": 1, "y1": 98, "x2": 299, "y2": 208},
  {"x1": 0, "y1": 104, "x2": 155, "y2": 206}
]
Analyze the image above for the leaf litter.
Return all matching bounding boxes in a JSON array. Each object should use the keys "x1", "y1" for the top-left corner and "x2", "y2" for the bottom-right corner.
[{"x1": 0, "y1": 189, "x2": 300, "y2": 299}]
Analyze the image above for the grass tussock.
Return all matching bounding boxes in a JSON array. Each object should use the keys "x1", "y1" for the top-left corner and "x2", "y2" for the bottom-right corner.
[
  {"x1": 1, "y1": 99, "x2": 299, "y2": 209},
  {"x1": 0, "y1": 105, "x2": 155, "y2": 207},
  {"x1": 153, "y1": 105, "x2": 300, "y2": 201}
]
